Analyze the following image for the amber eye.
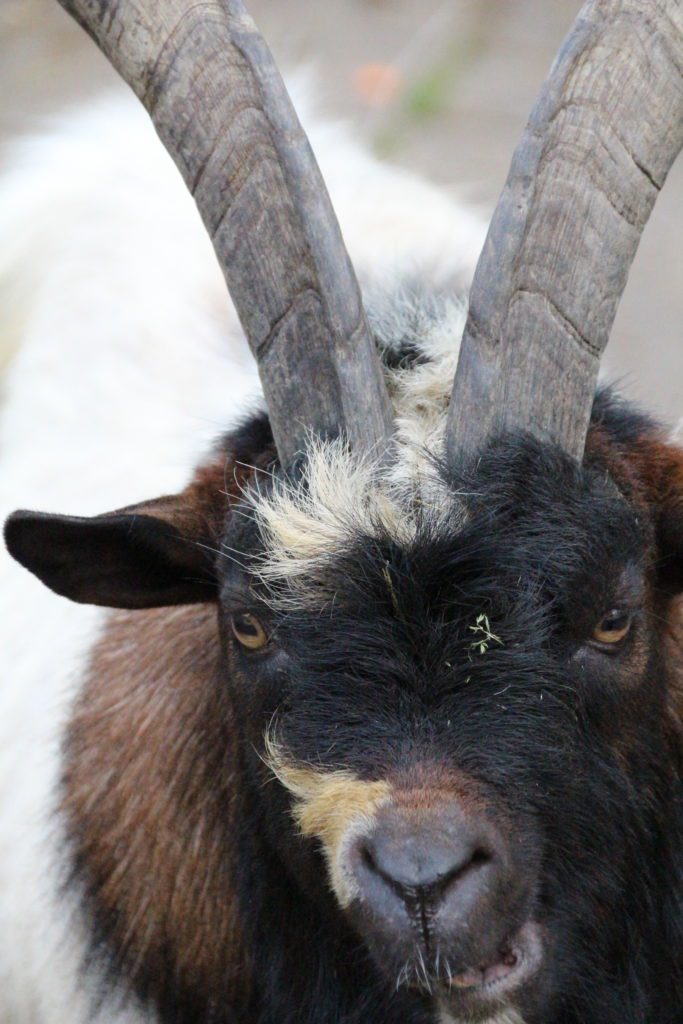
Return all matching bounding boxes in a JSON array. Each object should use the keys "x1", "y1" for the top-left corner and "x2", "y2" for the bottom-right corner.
[
  {"x1": 592, "y1": 609, "x2": 632, "y2": 646},
  {"x1": 231, "y1": 612, "x2": 268, "y2": 651}
]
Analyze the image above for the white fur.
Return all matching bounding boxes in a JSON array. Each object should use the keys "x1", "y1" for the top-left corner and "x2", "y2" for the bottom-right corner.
[
  {"x1": 0, "y1": 82, "x2": 486, "y2": 1021},
  {"x1": 250, "y1": 296, "x2": 470, "y2": 598}
]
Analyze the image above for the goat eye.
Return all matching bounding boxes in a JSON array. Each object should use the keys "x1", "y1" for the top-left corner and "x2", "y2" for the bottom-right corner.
[
  {"x1": 231, "y1": 612, "x2": 268, "y2": 650},
  {"x1": 592, "y1": 609, "x2": 632, "y2": 646}
]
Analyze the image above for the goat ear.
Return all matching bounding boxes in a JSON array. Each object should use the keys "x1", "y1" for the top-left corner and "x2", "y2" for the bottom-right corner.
[
  {"x1": 4, "y1": 415, "x2": 277, "y2": 609},
  {"x1": 4, "y1": 497, "x2": 219, "y2": 608}
]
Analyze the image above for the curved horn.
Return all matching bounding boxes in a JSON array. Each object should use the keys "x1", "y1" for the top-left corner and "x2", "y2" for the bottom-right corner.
[
  {"x1": 57, "y1": 0, "x2": 393, "y2": 467},
  {"x1": 447, "y1": 0, "x2": 683, "y2": 465}
]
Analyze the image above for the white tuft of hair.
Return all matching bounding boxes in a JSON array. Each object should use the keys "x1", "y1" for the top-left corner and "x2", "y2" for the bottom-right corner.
[
  {"x1": 250, "y1": 293, "x2": 470, "y2": 595},
  {"x1": 251, "y1": 437, "x2": 414, "y2": 588}
]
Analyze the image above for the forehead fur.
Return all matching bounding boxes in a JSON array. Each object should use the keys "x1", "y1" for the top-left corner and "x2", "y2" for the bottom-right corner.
[
  {"x1": 248, "y1": 295, "x2": 469, "y2": 593},
  {"x1": 237, "y1": 298, "x2": 651, "y2": 613},
  {"x1": 247, "y1": 444, "x2": 639, "y2": 617},
  {"x1": 251, "y1": 440, "x2": 444, "y2": 583}
]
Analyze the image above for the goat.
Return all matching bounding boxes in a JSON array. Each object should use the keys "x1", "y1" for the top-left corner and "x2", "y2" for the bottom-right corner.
[{"x1": 1, "y1": 1, "x2": 682, "y2": 1023}]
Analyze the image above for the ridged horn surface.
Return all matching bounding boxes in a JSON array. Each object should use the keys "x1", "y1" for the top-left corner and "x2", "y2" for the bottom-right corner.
[
  {"x1": 57, "y1": 0, "x2": 394, "y2": 466},
  {"x1": 447, "y1": 0, "x2": 683, "y2": 465}
]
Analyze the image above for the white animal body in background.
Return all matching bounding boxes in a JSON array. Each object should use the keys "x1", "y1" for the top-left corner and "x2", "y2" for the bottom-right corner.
[{"x1": 0, "y1": 83, "x2": 485, "y2": 1022}]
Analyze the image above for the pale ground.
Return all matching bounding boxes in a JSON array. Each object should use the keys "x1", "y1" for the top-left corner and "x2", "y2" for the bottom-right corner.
[{"x1": 1, "y1": 0, "x2": 681, "y2": 423}]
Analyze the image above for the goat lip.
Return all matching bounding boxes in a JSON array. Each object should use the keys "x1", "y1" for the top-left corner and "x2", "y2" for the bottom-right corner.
[
  {"x1": 448, "y1": 944, "x2": 520, "y2": 990},
  {"x1": 438, "y1": 921, "x2": 543, "y2": 1010}
]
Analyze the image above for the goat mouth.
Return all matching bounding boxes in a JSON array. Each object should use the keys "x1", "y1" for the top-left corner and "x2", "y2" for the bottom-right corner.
[{"x1": 436, "y1": 921, "x2": 543, "y2": 1012}]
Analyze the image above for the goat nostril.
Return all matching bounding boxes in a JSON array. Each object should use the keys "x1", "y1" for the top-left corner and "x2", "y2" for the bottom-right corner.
[
  {"x1": 501, "y1": 948, "x2": 518, "y2": 968},
  {"x1": 435, "y1": 845, "x2": 491, "y2": 894},
  {"x1": 468, "y1": 847, "x2": 491, "y2": 871}
]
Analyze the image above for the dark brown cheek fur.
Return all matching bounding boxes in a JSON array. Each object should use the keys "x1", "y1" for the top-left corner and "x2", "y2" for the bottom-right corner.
[
  {"x1": 62, "y1": 603, "x2": 251, "y2": 1004},
  {"x1": 662, "y1": 594, "x2": 683, "y2": 735},
  {"x1": 581, "y1": 425, "x2": 683, "y2": 775}
]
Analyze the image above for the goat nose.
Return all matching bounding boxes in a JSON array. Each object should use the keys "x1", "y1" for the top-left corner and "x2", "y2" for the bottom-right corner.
[
  {"x1": 344, "y1": 799, "x2": 536, "y2": 991},
  {"x1": 347, "y1": 800, "x2": 515, "y2": 965},
  {"x1": 359, "y1": 827, "x2": 491, "y2": 906}
]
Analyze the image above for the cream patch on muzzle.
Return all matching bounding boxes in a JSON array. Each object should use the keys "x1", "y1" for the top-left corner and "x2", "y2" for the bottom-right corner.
[{"x1": 264, "y1": 733, "x2": 391, "y2": 907}]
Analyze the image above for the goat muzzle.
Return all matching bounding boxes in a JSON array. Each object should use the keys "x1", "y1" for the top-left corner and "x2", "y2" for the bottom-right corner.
[{"x1": 342, "y1": 792, "x2": 542, "y2": 1010}]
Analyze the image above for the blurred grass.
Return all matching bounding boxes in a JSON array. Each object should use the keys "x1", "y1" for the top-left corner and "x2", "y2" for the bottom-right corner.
[
  {"x1": 372, "y1": 6, "x2": 493, "y2": 158},
  {"x1": 406, "y1": 33, "x2": 484, "y2": 119}
]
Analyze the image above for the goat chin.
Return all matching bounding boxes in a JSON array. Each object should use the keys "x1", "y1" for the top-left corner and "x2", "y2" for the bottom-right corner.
[
  {"x1": 0, "y1": 80, "x2": 486, "y2": 1022},
  {"x1": 439, "y1": 1012, "x2": 526, "y2": 1024}
]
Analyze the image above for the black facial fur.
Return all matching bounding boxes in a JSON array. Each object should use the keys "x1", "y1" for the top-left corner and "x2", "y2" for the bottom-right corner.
[{"x1": 215, "y1": 403, "x2": 682, "y2": 1024}]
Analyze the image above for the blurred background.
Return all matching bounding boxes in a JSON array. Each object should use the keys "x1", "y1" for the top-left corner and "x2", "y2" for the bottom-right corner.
[{"x1": 1, "y1": 0, "x2": 681, "y2": 422}]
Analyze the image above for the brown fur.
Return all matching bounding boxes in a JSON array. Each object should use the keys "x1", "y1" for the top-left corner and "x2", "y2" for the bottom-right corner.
[
  {"x1": 116, "y1": 435, "x2": 275, "y2": 549},
  {"x1": 59, "y1": 445, "x2": 279, "y2": 1002},
  {"x1": 390, "y1": 763, "x2": 493, "y2": 819},
  {"x1": 613, "y1": 432, "x2": 683, "y2": 727},
  {"x1": 59, "y1": 441, "x2": 283, "y2": 1003},
  {"x1": 662, "y1": 593, "x2": 683, "y2": 731},
  {"x1": 584, "y1": 426, "x2": 683, "y2": 761},
  {"x1": 63, "y1": 601, "x2": 250, "y2": 1001}
]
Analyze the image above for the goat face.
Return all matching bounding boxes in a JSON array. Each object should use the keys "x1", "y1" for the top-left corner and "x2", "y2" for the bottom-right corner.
[
  {"x1": 220, "y1": 418, "x2": 681, "y2": 1023},
  {"x1": 5, "y1": 394, "x2": 683, "y2": 1023}
]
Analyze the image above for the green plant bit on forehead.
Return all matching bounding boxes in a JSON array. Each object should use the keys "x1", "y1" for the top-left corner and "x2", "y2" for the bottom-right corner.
[{"x1": 469, "y1": 613, "x2": 502, "y2": 655}]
